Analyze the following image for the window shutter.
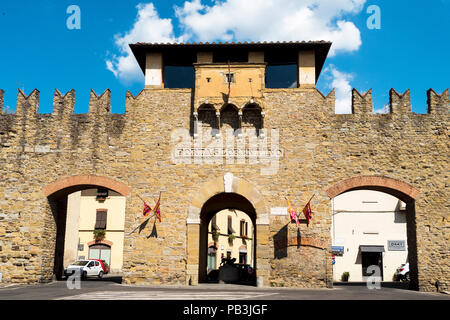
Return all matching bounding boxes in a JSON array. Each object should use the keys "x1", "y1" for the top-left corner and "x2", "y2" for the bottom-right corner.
[
  {"x1": 211, "y1": 215, "x2": 218, "y2": 231},
  {"x1": 95, "y1": 210, "x2": 107, "y2": 229},
  {"x1": 227, "y1": 215, "x2": 235, "y2": 234}
]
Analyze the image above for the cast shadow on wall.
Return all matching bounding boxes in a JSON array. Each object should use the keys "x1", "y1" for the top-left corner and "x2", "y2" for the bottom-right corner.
[
  {"x1": 273, "y1": 224, "x2": 302, "y2": 259},
  {"x1": 129, "y1": 217, "x2": 158, "y2": 239}
]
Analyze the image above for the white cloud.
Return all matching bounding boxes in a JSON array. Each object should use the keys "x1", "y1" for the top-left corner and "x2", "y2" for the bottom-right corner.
[
  {"x1": 175, "y1": 0, "x2": 365, "y2": 55},
  {"x1": 108, "y1": 1, "x2": 366, "y2": 83},
  {"x1": 106, "y1": 3, "x2": 182, "y2": 83},
  {"x1": 324, "y1": 65, "x2": 354, "y2": 114}
]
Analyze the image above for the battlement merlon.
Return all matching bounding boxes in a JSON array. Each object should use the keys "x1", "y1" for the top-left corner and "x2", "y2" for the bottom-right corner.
[
  {"x1": 350, "y1": 88, "x2": 449, "y2": 115},
  {"x1": 427, "y1": 88, "x2": 450, "y2": 114},
  {"x1": 129, "y1": 41, "x2": 332, "y2": 89}
]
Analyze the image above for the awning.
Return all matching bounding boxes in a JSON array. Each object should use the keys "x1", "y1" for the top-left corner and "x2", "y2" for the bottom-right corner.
[{"x1": 359, "y1": 245, "x2": 385, "y2": 253}]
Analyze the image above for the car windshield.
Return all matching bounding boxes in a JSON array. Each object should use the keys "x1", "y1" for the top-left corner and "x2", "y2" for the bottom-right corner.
[{"x1": 72, "y1": 260, "x2": 88, "y2": 266}]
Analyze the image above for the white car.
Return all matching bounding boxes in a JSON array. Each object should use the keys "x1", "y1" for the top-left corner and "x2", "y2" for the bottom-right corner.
[
  {"x1": 64, "y1": 260, "x2": 105, "y2": 279},
  {"x1": 396, "y1": 263, "x2": 410, "y2": 282}
]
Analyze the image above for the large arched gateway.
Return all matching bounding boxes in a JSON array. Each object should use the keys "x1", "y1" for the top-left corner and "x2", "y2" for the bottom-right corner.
[{"x1": 186, "y1": 173, "x2": 270, "y2": 286}]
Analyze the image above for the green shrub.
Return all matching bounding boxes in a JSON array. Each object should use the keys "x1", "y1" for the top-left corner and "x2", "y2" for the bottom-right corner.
[{"x1": 341, "y1": 272, "x2": 350, "y2": 282}]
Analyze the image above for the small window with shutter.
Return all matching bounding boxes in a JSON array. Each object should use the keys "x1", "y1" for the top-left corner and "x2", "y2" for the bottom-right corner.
[
  {"x1": 95, "y1": 210, "x2": 107, "y2": 230},
  {"x1": 227, "y1": 215, "x2": 235, "y2": 235},
  {"x1": 211, "y1": 215, "x2": 219, "y2": 232},
  {"x1": 240, "y1": 220, "x2": 248, "y2": 237}
]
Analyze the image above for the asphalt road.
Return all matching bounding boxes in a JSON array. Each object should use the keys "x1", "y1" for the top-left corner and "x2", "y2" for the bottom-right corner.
[{"x1": 0, "y1": 276, "x2": 448, "y2": 300}]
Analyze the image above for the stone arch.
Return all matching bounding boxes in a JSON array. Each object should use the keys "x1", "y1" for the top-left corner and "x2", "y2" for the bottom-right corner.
[
  {"x1": 197, "y1": 103, "x2": 219, "y2": 135},
  {"x1": 242, "y1": 102, "x2": 263, "y2": 136},
  {"x1": 41, "y1": 175, "x2": 130, "y2": 280},
  {"x1": 186, "y1": 173, "x2": 269, "y2": 286},
  {"x1": 326, "y1": 175, "x2": 420, "y2": 289},
  {"x1": 326, "y1": 175, "x2": 419, "y2": 203},
  {"x1": 187, "y1": 173, "x2": 268, "y2": 223},
  {"x1": 43, "y1": 175, "x2": 131, "y2": 198},
  {"x1": 220, "y1": 103, "x2": 240, "y2": 133},
  {"x1": 87, "y1": 239, "x2": 114, "y2": 247}
]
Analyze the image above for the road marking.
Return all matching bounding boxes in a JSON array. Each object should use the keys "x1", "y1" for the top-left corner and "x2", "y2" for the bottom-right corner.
[{"x1": 56, "y1": 291, "x2": 278, "y2": 300}]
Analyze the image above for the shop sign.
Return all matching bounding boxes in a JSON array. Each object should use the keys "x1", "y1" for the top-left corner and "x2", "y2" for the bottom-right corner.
[{"x1": 388, "y1": 240, "x2": 406, "y2": 251}]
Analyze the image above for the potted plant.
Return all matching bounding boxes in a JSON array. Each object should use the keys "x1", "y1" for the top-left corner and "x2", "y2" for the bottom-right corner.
[
  {"x1": 93, "y1": 229, "x2": 106, "y2": 241},
  {"x1": 228, "y1": 234, "x2": 236, "y2": 243},
  {"x1": 212, "y1": 230, "x2": 220, "y2": 242},
  {"x1": 341, "y1": 272, "x2": 350, "y2": 282}
]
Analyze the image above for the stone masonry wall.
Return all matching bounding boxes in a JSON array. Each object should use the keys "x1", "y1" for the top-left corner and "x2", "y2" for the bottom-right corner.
[{"x1": 0, "y1": 86, "x2": 448, "y2": 291}]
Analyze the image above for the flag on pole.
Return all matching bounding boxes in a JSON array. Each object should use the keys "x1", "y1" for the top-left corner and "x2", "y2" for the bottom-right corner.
[
  {"x1": 137, "y1": 195, "x2": 152, "y2": 217},
  {"x1": 302, "y1": 196, "x2": 314, "y2": 226},
  {"x1": 153, "y1": 192, "x2": 162, "y2": 222},
  {"x1": 143, "y1": 202, "x2": 152, "y2": 217},
  {"x1": 285, "y1": 197, "x2": 299, "y2": 225}
]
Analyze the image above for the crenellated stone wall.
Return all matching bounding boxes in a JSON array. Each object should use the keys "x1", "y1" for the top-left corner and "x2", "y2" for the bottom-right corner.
[{"x1": 0, "y1": 86, "x2": 448, "y2": 291}]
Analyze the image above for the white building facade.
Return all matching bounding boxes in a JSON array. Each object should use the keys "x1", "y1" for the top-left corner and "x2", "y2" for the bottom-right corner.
[
  {"x1": 331, "y1": 190, "x2": 408, "y2": 282},
  {"x1": 64, "y1": 188, "x2": 126, "y2": 273}
]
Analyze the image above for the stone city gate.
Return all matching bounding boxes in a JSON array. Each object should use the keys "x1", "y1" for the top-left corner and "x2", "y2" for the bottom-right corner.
[{"x1": 0, "y1": 41, "x2": 448, "y2": 291}]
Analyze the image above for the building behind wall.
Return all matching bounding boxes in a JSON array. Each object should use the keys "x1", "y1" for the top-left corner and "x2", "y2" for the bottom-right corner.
[
  {"x1": 65, "y1": 188, "x2": 126, "y2": 273},
  {"x1": 207, "y1": 209, "x2": 254, "y2": 272},
  {"x1": 332, "y1": 190, "x2": 408, "y2": 282}
]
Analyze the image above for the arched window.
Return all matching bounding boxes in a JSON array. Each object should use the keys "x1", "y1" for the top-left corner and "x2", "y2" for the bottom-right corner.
[
  {"x1": 198, "y1": 104, "x2": 218, "y2": 137},
  {"x1": 220, "y1": 104, "x2": 240, "y2": 135},
  {"x1": 242, "y1": 103, "x2": 262, "y2": 136}
]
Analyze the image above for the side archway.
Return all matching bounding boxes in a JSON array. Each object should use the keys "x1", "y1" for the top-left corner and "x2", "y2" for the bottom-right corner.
[
  {"x1": 43, "y1": 175, "x2": 131, "y2": 199},
  {"x1": 326, "y1": 176, "x2": 419, "y2": 202},
  {"x1": 186, "y1": 173, "x2": 269, "y2": 286},
  {"x1": 326, "y1": 175, "x2": 420, "y2": 290},
  {"x1": 40, "y1": 175, "x2": 130, "y2": 280}
]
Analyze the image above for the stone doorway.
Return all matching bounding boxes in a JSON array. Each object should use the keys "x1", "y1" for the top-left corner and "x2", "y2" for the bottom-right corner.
[
  {"x1": 186, "y1": 173, "x2": 269, "y2": 287},
  {"x1": 199, "y1": 193, "x2": 257, "y2": 285}
]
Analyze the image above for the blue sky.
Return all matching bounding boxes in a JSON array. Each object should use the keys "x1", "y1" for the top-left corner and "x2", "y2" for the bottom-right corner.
[{"x1": 0, "y1": 0, "x2": 449, "y2": 114}]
